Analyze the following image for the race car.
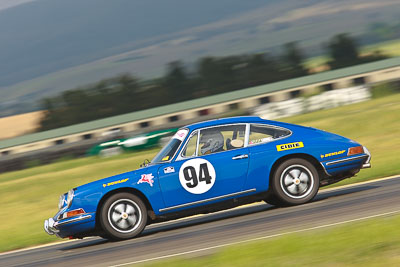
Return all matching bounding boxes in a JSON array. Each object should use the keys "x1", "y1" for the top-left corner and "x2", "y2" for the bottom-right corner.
[
  {"x1": 87, "y1": 128, "x2": 178, "y2": 157},
  {"x1": 44, "y1": 116, "x2": 371, "y2": 240}
]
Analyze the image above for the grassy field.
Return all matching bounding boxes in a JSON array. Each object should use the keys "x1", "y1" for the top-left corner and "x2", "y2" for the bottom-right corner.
[
  {"x1": 364, "y1": 39, "x2": 400, "y2": 57},
  {"x1": 0, "y1": 93, "x2": 399, "y2": 253},
  {"x1": 142, "y1": 214, "x2": 400, "y2": 267}
]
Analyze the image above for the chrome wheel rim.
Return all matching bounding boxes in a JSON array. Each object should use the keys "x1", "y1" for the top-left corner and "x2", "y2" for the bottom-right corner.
[
  {"x1": 280, "y1": 165, "x2": 314, "y2": 199},
  {"x1": 108, "y1": 199, "x2": 142, "y2": 233}
]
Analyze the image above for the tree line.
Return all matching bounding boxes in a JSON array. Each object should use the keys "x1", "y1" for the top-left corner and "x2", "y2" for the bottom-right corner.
[{"x1": 39, "y1": 33, "x2": 387, "y2": 131}]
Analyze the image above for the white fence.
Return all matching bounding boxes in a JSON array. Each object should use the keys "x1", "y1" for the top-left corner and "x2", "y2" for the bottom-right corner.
[{"x1": 253, "y1": 86, "x2": 371, "y2": 120}]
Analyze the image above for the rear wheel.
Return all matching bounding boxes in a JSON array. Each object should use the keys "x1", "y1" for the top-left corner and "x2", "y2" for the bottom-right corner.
[
  {"x1": 99, "y1": 193, "x2": 147, "y2": 240},
  {"x1": 272, "y1": 158, "x2": 319, "y2": 205}
]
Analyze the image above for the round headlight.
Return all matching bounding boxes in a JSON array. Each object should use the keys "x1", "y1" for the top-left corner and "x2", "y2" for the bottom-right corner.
[
  {"x1": 58, "y1": 194, "x2": 65, "y2": 210},
  {"x1": 66, "y1": 189, "x2": 74, "y2": 208}
]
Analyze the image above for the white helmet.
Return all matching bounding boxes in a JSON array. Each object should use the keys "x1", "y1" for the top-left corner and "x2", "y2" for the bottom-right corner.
[{"x1": 200, "y1": 130, "x2": 224, "y2": 155}]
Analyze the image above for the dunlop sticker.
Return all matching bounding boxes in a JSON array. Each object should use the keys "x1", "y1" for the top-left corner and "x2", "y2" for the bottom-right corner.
[
  {"x1": 276, "y1": 142, "x2": 304, "y2": 151},
  {"x1": 103, "y1": 178, "x2": 129, "y2": 188},
  {"x1": 321, "y1": 150, "x2": 346, "y2": 159}
]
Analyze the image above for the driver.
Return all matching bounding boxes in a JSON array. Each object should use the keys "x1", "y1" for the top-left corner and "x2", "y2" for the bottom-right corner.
[{"x1": 199, "y1": 130, "x2": 224, "y2": 155}]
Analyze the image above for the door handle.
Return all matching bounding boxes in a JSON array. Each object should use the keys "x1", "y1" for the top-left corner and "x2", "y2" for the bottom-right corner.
[{"x1": 232, "y1": 154, "x2": 248, "y2": 160}]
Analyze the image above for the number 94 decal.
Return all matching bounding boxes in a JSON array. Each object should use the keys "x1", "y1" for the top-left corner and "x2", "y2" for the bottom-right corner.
[{"x1": 179, "y1": 158, "x2": 216, "y2": 194}]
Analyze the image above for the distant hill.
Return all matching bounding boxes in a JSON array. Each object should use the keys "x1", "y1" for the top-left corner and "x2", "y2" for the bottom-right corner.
[
  {"x1": 0, "y1": 0, "x2": 400, "y2": 116},
  {"x1": 0, "y1": 0, "x2": 271, "y2": 87}
]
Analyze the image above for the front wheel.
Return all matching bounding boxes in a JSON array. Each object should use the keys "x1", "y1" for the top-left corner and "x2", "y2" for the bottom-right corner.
[
  {"x1": 99, "y1": 193, "x2": 147, "y2": 240},
  {"x1": 272, "y1": 158, "x2": 319, "y2": 206}
]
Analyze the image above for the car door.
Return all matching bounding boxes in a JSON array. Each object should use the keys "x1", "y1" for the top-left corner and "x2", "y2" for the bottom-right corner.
[
  {"x1": 244, "y1": 123, "x2": 292, "y2": 191},
  {"x1": 158, "y1": 124, "x2": 250, "y2": 211}
]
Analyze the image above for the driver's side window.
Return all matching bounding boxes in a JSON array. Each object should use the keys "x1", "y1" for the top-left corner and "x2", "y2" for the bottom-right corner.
[
  {"x1": 181, "y1": 125, "x2": 246, "y2": 158},
  {"x1": 182, "y1": 131, "x2": 198, "y2": 157},
  {"x1": 198, "y1": 124, "x2": 246, "y2": 156}
]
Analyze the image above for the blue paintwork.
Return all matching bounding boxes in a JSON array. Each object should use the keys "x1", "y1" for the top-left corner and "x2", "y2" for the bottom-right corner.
[
  {"x1": 158, "y1": 146, "x2": 250, "y2": 208},
  {"x1": 48, "y1": 116, "x2": 370, "y2": 238}
]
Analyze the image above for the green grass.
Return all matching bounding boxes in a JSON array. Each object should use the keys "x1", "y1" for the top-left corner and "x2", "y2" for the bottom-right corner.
[
  {"x1": 1, "y1": 93, "x2": 400, "y2": 253},
  {"x1": 304, "y1": 55, "x2": 330, "y2": 71},
  {"x1": 371, "y1": 82, "x2": 400, "y2": 99},
  {"x1": 363, "y1": 39, "x2": 400, "y2": 57},
  {"x1": 142, "y1": 215, "x2": 400, "y2": 267}
]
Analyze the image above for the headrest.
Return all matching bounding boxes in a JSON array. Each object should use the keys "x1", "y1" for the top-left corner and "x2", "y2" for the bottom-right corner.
[{"x1": 230, "y1": 139, "x2": 244, "y2": 148}]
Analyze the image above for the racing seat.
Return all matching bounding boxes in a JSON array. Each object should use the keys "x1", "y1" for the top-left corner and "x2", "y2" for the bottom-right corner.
[{"x1": 226, "y1": 138, "x2": 234, "y2": 150}]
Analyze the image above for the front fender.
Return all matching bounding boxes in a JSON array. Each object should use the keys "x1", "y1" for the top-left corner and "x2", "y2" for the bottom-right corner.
[{"x1": 69, "y1": 165, "x2": 166, "y2": 216}]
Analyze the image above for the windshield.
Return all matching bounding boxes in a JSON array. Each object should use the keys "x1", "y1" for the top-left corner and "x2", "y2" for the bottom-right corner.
[{"x1": 151, "y1": 129, "x2": 188, "y2": 163}]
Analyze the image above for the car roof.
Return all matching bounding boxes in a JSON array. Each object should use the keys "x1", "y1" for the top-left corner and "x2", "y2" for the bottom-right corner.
[{"x1": 184, "y1": 116, "x2": 288, "y2": 131}]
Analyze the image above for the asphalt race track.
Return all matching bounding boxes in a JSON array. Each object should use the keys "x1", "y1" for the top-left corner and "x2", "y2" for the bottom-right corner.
[{"x1": 1, "y1": 177, "x2": 400, "y2": 267}]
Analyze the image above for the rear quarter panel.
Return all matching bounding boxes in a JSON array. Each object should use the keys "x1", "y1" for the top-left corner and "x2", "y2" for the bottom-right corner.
[{"x1": 244, "y1": 124, "x2": 361, "y2": 191}]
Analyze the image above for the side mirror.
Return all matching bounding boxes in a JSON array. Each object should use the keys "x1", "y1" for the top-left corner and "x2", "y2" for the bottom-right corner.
[{"x1": 140, "y1": 159, "x2": 150, "y2": 168}]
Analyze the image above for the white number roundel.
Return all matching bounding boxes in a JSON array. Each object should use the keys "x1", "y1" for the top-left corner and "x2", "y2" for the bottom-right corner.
[{"x1": 179, "y1": 158, "x2": 216, "y2": 194}]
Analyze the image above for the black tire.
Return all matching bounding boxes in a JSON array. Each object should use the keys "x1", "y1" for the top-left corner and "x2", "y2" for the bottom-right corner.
[
  {"x1": 272, "y1": 158, "x2": 319, "y2": 206},
  {"x1": 264, "y1": 192, "x2": 284, "y2": 206},
  {"x1": 99, "y1": 193, "x2": 147, "y2": 240}
]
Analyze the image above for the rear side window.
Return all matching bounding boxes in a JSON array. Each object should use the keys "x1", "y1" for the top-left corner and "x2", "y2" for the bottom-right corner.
[{"x1": 249, "y1": 124, "x2": 291, "y2": 146}]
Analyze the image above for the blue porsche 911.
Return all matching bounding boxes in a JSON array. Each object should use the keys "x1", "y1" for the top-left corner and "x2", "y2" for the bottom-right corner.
[{"x1": 44, "y1": 116, "x2": 371, "y2": 240}]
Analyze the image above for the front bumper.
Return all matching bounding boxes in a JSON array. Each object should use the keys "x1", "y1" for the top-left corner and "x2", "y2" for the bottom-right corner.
[
  {"x1": 44, "y1": 213, "x2": 94, "y2": 237},
  {"x1": 361, "y1": 146, "x2": 371, "y2": 169},
  {"x1": 44, "y1": 217, "x2": 58, "y2": 235}
]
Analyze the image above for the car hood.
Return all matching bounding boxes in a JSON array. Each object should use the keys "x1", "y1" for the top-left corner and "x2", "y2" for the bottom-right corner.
[{"x1": 75, "y1": 164, "x2": 160, "y2": 193}]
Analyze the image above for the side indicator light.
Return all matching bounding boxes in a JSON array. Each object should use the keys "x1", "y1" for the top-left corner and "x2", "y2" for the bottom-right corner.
[
  {"x1": 63, "y1": 208, "x2": 85, "y2": 219},
  {"x1": 348, "y1": 146, "x2": 364, "y2": 156}
]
